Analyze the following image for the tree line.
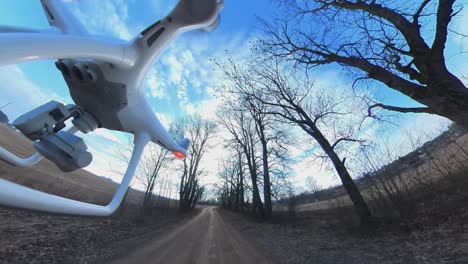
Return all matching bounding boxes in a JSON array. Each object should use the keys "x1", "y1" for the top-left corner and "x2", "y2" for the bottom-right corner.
[
  {"x1": 117, "y1": 0, "x2": 467, "y2": 224},
  {"x1": 215, "y1": 0, "x2": 467, "y2": 224},
  {"x1": 117, "y1": 116, "x2": 216, "y2": 212}
]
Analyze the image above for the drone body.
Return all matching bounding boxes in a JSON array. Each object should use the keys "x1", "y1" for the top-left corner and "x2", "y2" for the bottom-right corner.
[
  {"x1": 52, "y1": 0, "x2": 223, "y2": 159},
  {"x1": 0, "y1": 0, "x2": 223, "y2": 216}
]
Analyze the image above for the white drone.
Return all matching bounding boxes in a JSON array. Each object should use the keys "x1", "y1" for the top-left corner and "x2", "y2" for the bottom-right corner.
[{"x1": 0, "y1": 0, "x2": 223, "y2": 216}]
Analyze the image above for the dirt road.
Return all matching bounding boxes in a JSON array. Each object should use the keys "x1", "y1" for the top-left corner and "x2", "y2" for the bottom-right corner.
[{"x1": 108, "y1": 207, "x2": 272, "y2": 264}]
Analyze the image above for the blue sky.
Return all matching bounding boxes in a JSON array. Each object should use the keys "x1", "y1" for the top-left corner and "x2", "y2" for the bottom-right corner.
[{"x1": 0, "y1": 0, "x2": 466, "y2": 191}]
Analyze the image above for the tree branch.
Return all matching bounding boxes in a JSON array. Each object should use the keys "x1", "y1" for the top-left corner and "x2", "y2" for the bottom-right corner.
[
  {"x1": 413, "y1": 0, "x2": 432, "y2": 25},
  {"x1": 432, "y1": 0, "x2": 456, "y2": 60},
  {"x1": 368, "y1": 103, "x2": 434, "y2": 117},
  {"x1": 317, "y1": 0, "x2": 430, "y2": 56},
  {"x1": 331, "y1": 138, "x2": 365, "y2": 150}
]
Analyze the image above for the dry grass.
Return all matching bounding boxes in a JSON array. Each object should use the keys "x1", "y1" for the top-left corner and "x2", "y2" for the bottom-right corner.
[
  {"x1": 0, "y1": 124, "x2": 199, "y2": 263},
  {"x1": 276, "y1": 133, "x2": 468, "y2": 213}
]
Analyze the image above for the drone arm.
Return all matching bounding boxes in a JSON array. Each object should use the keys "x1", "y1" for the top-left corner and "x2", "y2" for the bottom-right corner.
[
  {"x1": 132, "y1": 0, "x2": 223, "y2": 71},
  {"x1": 0, "y1": 33, "x2": 136, "y2": 67},
  {"x1": 0, "y1": 26, "x2": 59, "y2": 34},
  {"x1": 0, "y1": 132, "x2": 149, "y2": 216},
  {"x1": 40, "y1": 0, "x2": 88, "y2": 35}
]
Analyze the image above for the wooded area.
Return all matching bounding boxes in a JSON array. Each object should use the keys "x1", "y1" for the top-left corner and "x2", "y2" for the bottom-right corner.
[
  {"x1": 213, "y1": 0, "x2": 468, "y2": 226},
  {"x1": 116, "y1": 0, "x2": 467, "y2": 226}
]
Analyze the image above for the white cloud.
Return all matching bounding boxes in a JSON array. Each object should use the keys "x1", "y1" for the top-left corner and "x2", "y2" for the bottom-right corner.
[
  {"x1": 93, "y1": 128, "x2": 120, "y2": 143},
  {"x1": 0, "y1": 66, "x2": 66, "y2": 120},
  {"x1": 291, "y1": 158, "x2": 339, "y2": 190},
  {"x1": 146, "y1": 67, "x2": 167, "y2": 99},
  {"x1": 165, "y1": 54, "x2": 184, "y2": 85},
  {"x1": 184, "y1": 98, "x2": 222, "y2": 120},
  {"x1": 198, "y1": 128, "x2": 231, "y2": 185},
  {"x1": 185, "y1": 103, "x2": 196, "y2": 115},
  {"x1": 149, "y1": 0, "x2": 178, "y2": 19},
  {"x1": 387, "y1": 113, "x2": 451, "y2": 153},
  {"x1": 69, "y1": 0, "x2": 133, "y2": 40},
  {"x1": 155, "y1": 111, "x2": 171, "y2": 128},
  {"x1": 176, "y1": 80, "x2": 189, "y2": 105},
  {"x1": 86, "y1": 145, "x2": 118, "y2": 176}
]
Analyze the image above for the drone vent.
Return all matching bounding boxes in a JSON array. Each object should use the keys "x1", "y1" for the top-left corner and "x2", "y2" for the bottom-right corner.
[{"x1": 95, "y1": 81, "x2": 128, "y2": 111}]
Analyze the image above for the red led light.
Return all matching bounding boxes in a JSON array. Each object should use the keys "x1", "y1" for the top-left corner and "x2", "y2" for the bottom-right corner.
[{"x1": 173, "y1": 151, "x2": 185, "y2": 159}]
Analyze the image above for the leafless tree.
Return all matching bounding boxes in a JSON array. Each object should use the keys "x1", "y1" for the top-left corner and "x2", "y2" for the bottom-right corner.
[
  {"x1": 235, "y1": 148, "x2": 246, "y2": 211},
  {"x1": 306, "y1": 176, "x2": 322, "y2": 201},
  {"x1": 176, "y1": 115, "x2": 216, "y2": 211},
  {"x1": 216, "y1": 59, "x2": 293, "y2": 219},
  {"x1": 218, "y1": 155, "x2": 242, "y2": 210},
  {"x1": 115, "y1": 137, "x2": 172, "y2": 208},
  {"x1": 262, "y1": 0, "x2": 468, "y2": 129},
  {"x1": 218, "y1": 104, "x2": 266, "y2": 217},
  {"x1": 218, "y1": 56, "x2": 373, "y2": 223}
]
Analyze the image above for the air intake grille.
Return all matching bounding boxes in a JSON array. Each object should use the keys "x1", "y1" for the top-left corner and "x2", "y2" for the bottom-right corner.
[{"x1": 94, "y1": 81, "x2": 127, "y2": 111}]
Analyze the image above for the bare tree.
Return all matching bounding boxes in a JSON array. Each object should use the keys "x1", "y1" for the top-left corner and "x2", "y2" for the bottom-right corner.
[
  {"x1": 262, "y1": 0, "x2": 468, "y2": 128},
  {"x1": 218, "y1": 156, "x2": 241, "y2": 210},
  {"x1": 218, "y1": 104, "x2": 265, "y2": 217},
  {"x1": 217, "y1": 61, "x2": 293, "y2": 219},
  {"x1": 115, "y1": 137, "x2": 172, "y2": 208},
  {"x1": 306, "y1": 176, "x2": 322, "y2": 201},
  {"x1": 218, "y1": 56, "x2": 373, "y2": 224},
  {"x1": 139, "y1": 145, "x2": 171, "y2": 207},
  {"x1": 176, "y1": 115, "x2": 216, "y2": 211},
  {"x1": 250, "y1": 98, "x2": 275, "y2": 218},
  {"x1": 235, "y1": 147, "x2": 246, "y2": 211}
]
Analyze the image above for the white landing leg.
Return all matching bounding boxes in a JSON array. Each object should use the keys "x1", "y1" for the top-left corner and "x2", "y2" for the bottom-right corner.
[
  {"x1": 0, "y1": 126, "x2": 79, "y2": 167},
  {"x1": 0, "y1": 133, "x2": 149, "y2": 216}
]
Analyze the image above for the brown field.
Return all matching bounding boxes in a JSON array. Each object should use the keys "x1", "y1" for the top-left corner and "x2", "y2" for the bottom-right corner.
[
  {"x1": 275, "y1": 132, "x2": 468, "y2": 213},
  {"x1": 0, "y1": 123, "x2": 190, "y2": 264},
  {"x1": 0, "y1": 123, "x2": 279, "y2": 264},
  {"x1": 0, "y1": 123, "x2": 144, "y2": 208}
]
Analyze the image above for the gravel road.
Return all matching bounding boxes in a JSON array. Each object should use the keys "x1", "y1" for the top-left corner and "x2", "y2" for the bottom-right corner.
[{"x1": 108, "y1": 207, "x2": 273, "y2": 264}]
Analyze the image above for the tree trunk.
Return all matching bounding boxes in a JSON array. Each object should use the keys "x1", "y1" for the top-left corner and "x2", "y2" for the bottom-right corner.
[
  {"x1": 242, "y1": 139, "x2": 264, "y2": 217},
  {"x1": 260, "y1": 137, "x2": 272, "y2": 219},
  {"x1": 312, "y1": 127, "x2": 372, "y2": 224},
  {"x1": 239, "y1": 169, "x2": 245, "y2": 212},
  {"x1": 249, "y1": 170, "x2": 263, "y2": 217},
  {"x1": 425, "y1": 92, "x2": 468, "y2": 131},
  {"x1": 238, "y1": 150, "x2": 245, "y2": 212}
]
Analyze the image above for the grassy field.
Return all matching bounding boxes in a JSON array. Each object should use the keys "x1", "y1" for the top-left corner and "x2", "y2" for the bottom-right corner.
[{"x1": 275, "y1": 131, "x2": 468, "y2": 213}]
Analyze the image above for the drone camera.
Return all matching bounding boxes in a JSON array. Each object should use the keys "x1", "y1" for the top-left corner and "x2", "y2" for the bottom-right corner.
[
  {"x1": 35, "y1": 131, "x2": 93, "y2": 172},
  {"x1": 13, "y1": 101, "x2": 71, "y2": 140},
  {"x1": 55, "y1": 61, "x2": 70, "y2": 78},
  {"x1": 12, "y1": 101, "x2": 98, "y2": 172}
]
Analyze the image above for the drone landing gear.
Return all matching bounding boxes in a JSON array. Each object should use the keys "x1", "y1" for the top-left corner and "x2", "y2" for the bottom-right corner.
[
  {"x1": 5, "y1": 100, "x2": 98, "y2": 172},
  {"x1": 0, "y1": 101, "x2": 151, "y2": 216},
  {"x1": 0, "y1": 133, "x2": 149, "y2": 216}
]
